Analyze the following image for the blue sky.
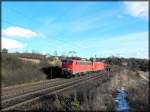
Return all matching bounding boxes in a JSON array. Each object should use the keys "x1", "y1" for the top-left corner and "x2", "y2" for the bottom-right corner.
[{"x1": 2, "y1": 1, "x2": 149, "y2": 59}]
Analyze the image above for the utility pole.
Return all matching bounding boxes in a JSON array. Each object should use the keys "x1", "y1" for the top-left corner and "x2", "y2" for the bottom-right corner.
[
  {"x1": 94, "y1": 54, "x2": 96, "y2": 61},
  {"x1": 107, "y1": 66, "x2": 111, "y2": 80}
]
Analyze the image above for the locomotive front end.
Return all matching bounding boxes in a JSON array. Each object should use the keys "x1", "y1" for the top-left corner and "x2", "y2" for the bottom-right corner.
[{"x1": 61, "y1": 59, "x2": 73, "y2": 77}]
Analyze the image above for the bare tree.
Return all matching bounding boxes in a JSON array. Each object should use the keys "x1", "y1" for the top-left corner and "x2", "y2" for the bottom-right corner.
[
  {"x1": 68, "y1": 51, "x2": 76, "y2": 57},
  {"x1": 2, "y1": 48, "x2": 8, "y2": 53},
  {"x1": 54, "y1": 50, "x2": 58, "y2": 56}
]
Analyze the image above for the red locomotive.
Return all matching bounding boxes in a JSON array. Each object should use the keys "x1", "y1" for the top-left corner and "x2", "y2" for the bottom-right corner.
[{"x1": 61, "y1": 59, "x2": 106, "y2": 77}]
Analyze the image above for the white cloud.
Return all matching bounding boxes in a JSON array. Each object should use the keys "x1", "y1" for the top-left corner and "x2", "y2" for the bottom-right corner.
[
  {"x1": 2, "y1": 37, "x2": 24, "y2": 49},
  {"x1": 2, "y1": 26, "x2": 38, "y2": 38},
  {"x1": 42, "y1": 51, "x2": 47, "y2": 55},
  {"x1": 123, "y1": 1, "x2": 148, "y2": 20}
]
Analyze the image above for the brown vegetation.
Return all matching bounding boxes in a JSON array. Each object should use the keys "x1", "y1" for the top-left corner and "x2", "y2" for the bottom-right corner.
[
  {"x1": 19, "y1": 57, "x2": 41, "y2": 64},
  {"x1": 109, "y1": 69, "x2": 149, "y2": 111},
  {"x1": 17, "y1": 69, "x2": 148, "y2": 112},
  {"x1": 1, "y1": 53, "x2": 63, "y2": 87},
  {"x1": 1, "y1": 53, "x2": 47, "y2": 87},
  {"x1": 1, "y1": 52, "x2": 148, "y2": 111}
]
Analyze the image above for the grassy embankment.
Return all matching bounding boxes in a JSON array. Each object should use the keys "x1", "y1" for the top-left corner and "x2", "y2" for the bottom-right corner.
[
  {"x1": 1, "y1": 53, "x2": 61, "y2": 87},
  {"x1": 2, "y1": 53, "x2": 148, "y2": 111},
  {"x1": 33, "y1": 69, "x2": 148, "y2": 111}
]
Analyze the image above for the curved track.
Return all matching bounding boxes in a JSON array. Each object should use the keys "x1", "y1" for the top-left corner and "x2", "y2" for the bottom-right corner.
[
  {"x1": 2, "y1": 78, "x2": 61, "y2": 92},
  {"x1": 2, "y1": 71, "x2": 108, "y2": 111},
  {"x1": 2, "y1": 78, "x2": 64, "y2": 100}
]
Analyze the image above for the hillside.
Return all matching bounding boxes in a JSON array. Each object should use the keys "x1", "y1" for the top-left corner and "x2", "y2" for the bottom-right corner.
[
  {"x1": 1, "y1": 53, "x2": 50, "y2": 87},
  {"x1": 1, "y1": 53, "x2": 148, "y2": 88}
]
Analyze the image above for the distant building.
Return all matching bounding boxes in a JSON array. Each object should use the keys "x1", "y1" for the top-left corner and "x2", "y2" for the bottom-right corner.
[{"x1": 122, "y1": 62, "x2": 128, "y2": 66}]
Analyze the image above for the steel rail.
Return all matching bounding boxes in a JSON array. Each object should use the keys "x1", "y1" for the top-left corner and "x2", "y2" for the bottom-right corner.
[
  {"x1": 2, "y1": 78, "x2": 66, "y2": 100},
  {"x1": 2, "y1": 72, "x2": 106, "y2": 111},
  {"x1": 2, "y1": 78, "x2": 60, "y2": 92},
  {"x1": 2, "y1": 71, "x2": 106, "y2": 100}
]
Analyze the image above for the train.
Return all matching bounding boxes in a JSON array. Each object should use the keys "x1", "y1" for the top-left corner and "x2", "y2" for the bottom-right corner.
[{"x1": 61, "y1": 59, "x2": 107, "y2": 77}]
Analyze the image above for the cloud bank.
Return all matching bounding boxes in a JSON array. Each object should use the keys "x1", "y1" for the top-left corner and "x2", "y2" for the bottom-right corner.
[
  {"x1": 2, "y1": 26, "x2": 39, "y2": 50},
  {"x1": 2, "y1": 26, "x2": 38, "y2": 38},
  {"x1": 2, "y1": 38, "x2": 24, "y2": 49},
  {"x1": 123, "y1": 1, "x2": 148, "y2": 20}
]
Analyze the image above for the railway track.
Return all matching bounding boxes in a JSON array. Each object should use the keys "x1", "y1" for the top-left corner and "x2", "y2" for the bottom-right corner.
[
  {"x1": 2, "y1": 78, "x2": 64, "y2": 100},
  {"x1": 2, "y1": 71, "x2": 107, "y2": 111}
]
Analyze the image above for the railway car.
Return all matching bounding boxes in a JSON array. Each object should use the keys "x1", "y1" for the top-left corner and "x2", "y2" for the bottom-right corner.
[
  {"x1": 93, "y1": 62, "x2": 106, "y2": 71},
  {"x1": 61, "y1": 59, "x2": 106, "y2": 77},
  {"x1": 73, "y1": 60, "x2": 93, "y2": 74}
]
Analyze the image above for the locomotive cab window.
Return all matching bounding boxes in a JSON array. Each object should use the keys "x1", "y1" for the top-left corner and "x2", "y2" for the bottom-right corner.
[
  {"x1": 77, "y1": 61, "x2": 92, "y2": 65},
  {"x1": 62, "y1": 60, "x2": 73, "y2": 64}
]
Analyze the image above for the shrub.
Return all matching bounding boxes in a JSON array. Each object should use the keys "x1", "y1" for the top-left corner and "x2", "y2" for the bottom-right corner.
[
  {"x1": 2, "y1": 53, "x2": 47, "y2": 87},
  {"x1": 71, "y1": 96, "x2": 80, "y2": 111}
]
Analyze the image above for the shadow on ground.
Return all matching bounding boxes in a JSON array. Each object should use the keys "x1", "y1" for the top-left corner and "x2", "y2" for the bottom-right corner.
[
  {"x1": 41, "y1": 66, "x2": 63, "y2": 79},
  {"x1": 5, "y1": 110, "x2": 61, "y2": 112}
]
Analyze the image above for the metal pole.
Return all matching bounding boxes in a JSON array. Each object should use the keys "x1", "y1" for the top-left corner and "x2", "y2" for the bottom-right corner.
[
  {"x1": 107, "y1": 67, "x2": 110, "y2": 80},
  {"x1": 51, "y1": 67, "x2": 52, "y2": 79},
  {"x1": 108, "y1": 68, "x2": 109, "y2": 80}
]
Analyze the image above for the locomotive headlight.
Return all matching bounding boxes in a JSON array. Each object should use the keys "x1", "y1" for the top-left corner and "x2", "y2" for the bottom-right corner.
[
  {"x1": 67, "y1": 68, "x2": 72, "y2": 71},
  {"x1": 62, "y1": 68, "x2": 71, "y2": 71}
]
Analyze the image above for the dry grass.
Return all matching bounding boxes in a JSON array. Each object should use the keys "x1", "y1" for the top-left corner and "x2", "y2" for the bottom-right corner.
[
  {"x1": 2, "y1": 54, "x2": 47, "y2": 87},
  {"x1": 7, "y1": 68, "x2": 149, "y2": 111},
  {"x1": 109, "y1": 69, "x2": 149, "y2": 111},
  {"x1": 78, "y1": 69, "x2": 149, "y2": 111},
  {"x1": 19, "y1": 57, "x2": 41, "y2": 64},
  {"x1": 47, "y1": 59, "x2": 62, "y2": 67}
]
